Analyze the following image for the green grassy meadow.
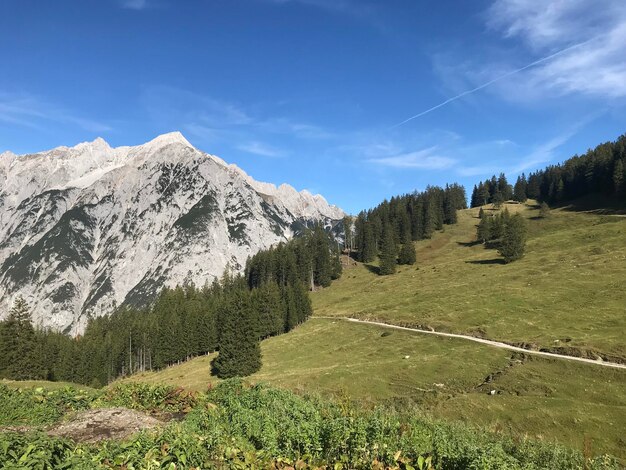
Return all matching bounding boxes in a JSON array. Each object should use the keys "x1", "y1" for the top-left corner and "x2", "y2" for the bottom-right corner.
[
  {"x1": 0, "y1": 379, "x2": 95, "y2": 392},
  {"x1": 126, "y1": 204, "x2": 626, "y2": 459},
  {"x1": 128, "y1": 317, "x2": 626, "y2": 459},
  {"x1": 313, "y1": 202, "x2": 626, "y2": 362}
]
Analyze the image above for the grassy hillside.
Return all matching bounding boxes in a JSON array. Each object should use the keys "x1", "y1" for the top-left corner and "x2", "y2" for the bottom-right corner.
[
  {"x1": 126, "y1": 201, "x2": 626, "y2": 458},
  {"x1": 314, "y1": 202, "x2": 626, "y2": 362},
  {"x1": 0, "y1": 379, "x2": 94, "y2": 391},
  {"x1": 127, "y1": 318, "x2": 626, "y2": 459}
]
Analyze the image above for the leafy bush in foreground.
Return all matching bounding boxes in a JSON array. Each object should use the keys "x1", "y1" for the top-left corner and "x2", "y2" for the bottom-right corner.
[
  {"x1": 0, "y1": 384, "x2": 95, "y2": 426},
  {"x1": 0, "y1": 381, "x2": 620, "y2": 469}
]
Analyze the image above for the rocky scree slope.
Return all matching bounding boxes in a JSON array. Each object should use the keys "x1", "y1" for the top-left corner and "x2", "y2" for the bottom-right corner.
[{"x1": 0, "y1": 132, "x2": 344, "y2": 333}]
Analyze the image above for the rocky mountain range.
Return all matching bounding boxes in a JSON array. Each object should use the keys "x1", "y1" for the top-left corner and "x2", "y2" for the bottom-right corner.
[{"x1": 0, "y1": 132, "x2": 344, "y2": 334}]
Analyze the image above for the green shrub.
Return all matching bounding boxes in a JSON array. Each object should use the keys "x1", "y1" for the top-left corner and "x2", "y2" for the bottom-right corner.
[{"x1": 0, "y1": 381, "x2": 620, "y2": 469}]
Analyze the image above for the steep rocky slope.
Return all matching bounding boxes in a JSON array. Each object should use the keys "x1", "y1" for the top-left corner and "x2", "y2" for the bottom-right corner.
[{"x1": 0, "y1": 132, "x2": 343, "y2": 333}]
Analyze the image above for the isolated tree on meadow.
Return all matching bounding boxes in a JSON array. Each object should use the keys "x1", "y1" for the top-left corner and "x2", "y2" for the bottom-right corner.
[
  {"x1": 539, "y1": 202, "x2": 551, "y2": 218},
  {"x1": 476, "y1": 212, "x2": 492, "y2": 244},
  {"x1": 499, "y1": 214, "x2": 527, "y2": 263}
]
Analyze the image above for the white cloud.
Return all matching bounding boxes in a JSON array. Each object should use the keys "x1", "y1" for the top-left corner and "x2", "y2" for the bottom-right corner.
[
  {"x1": 486, "y1": 0, "x2": 626, "y2": 98},
  {"x1": 510, "y1": 132, "x2": 575, "y2": 173},
  {"x1": 238, "y1": 141, "x2": 285, "y2": 158},
  {"x1": 369, "y1": 146, "x2": 456, "y2": 170}
]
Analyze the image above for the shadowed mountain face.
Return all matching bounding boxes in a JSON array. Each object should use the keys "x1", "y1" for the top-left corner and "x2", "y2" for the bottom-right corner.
[{"x1": 0, "y1": 132, "x2": 344, "y2": 334}]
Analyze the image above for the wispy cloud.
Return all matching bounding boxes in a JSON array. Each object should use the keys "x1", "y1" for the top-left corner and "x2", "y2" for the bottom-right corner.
[
  {"x1": 393, "y1": 38, "x2": 591, "y2": 127},
  {"x1": 141, "y1": 85, "x2": 332, "y2": 150},
  {"x1": 510, "y1": 127, "x2": 583, "y2": 173},
  {"x1": 486, "y1": 0, "x2": 626, "y2": 99},
  {"x1": 238, "y1": 141, "x2": 285, "y2": 158},
  {"x1": 369, "y1": 146, "x2": 456, "y2": 170},
  {"x1": 0, "y1": 92, "x2": 111, "y2": 133}
]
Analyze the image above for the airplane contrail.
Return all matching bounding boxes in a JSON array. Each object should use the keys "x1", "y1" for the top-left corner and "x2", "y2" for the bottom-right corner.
[{"x1": 392, "y1": 38, "x2": 594, "y2": 129}]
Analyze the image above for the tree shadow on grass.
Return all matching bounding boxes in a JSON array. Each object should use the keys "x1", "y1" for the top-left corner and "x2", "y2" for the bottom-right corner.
[
  {"x1": 363, "y1": 264, "x2": 381, "y2": 275},
  {"x1": 457, "y1": 240, "x2": 482, "y2": 247},
  {"x1": 465, "y1": 258, "x2": 506, "y2": 265},
  {"x1": 557, "y1": 195, "x2": 626, "y2": 215}
]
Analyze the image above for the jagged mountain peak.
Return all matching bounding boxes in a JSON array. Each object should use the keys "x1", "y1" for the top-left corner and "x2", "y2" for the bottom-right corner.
[
  {"x1": 72, "y1": 136, "x2": 112, "y2": 152},
  {"x1": 141, "y1": 131, "x2": 192, "y2": 150},
  {"x1": 0, "y1": 134, "x2": 345, "y2": 334}
]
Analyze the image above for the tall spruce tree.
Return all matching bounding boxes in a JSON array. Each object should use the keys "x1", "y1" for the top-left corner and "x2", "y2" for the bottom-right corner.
[
  {"x1": 360, "y1": 221, "x2": 377, "y2": 262},
  {"x1": 212, "y1": 288, "x2": 261, "y2": 378},
  {"x1": 253, "y1": 281, "x2": 284, "y2": 338},
  {"x1": 499, "y1": 214, "x2": 528, "y2": 263},
  {"x1": 379, "y1": 223, "x2": 398, "y2": 275},
  {"x1": 476, "y1": 212, "x2": 492, "y2": 244},
  {"x1": 0, "y1": 297, "x2": 43, "y2": 380},
  {"x1": 614, "y1": 159, "x2": 625, "y2": 195},
  {"x1": 513, "y1": 174, "x2": 528, "y2": 202},
  {"x1": 397, "y1": 231, "x2": 417, "y2": 265}
]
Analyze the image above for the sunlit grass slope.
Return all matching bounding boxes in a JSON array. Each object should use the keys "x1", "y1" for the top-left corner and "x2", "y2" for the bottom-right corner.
[
  {"x1": 313, "y1": 202, "x2": 626, "y2": 361},
  {"x1": 127, "y1": 317, "x2": 626, "y2": 459},
  {"x1": 0, "y1": 379, "x2": 94, "y2": 391}
]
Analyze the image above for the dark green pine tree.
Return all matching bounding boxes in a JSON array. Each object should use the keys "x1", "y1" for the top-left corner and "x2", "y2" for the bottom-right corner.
[
  {"x1": 513, "y1": 174, "x2": 528, "y2": 202},
  {"x1": 479, "y1": 183, "x2": 491, "y2": 206},
  {"x1": 311, "y1": 226, "x2": 332, "y2": 288},
  {"x1": 614, "y1": 159, "x2": 625, "y2": 196},
  {"x1": 331, "y1": 246, "x2": 343, "y2": 280},
  {"x1": 397, "y1": 231, "x2": 417, "y2": 265},
  {"x1": 282, "y1": 284, "x2": 299, "y2": 332},
  {"x1": 443, "y1": 188, "x2": 458, "y2": 225},
  {"x1": 497, "y1": 173, "x2": 513, "y2": 201},
  {"x1": 492, "y1": 190, "x2": 504, "y2": 209},
  {"x1": 212, "y1": 288, "x2": 261, "y2": 378},
  {"x1": 253, "y1": 281, "x2": 284, "y2": 338},
  {"x1": 470, "y1": 185, "x2": 479, "y2": 208},
  {"x1": 499, "y1": 213, "x2": 528, "y2": 263},
  {"x1": 0, "y1": 297, "x2": 44, "y2": 380},
  {"x1": 476, "y1": 212, "x2": 492, "y2": 244},
  {"x1": 379, "y1": 223, "x2": 398, "y2": 275},
  {"x1": 360, "y1": 221, "x2": 377, "y2": 262},
  {"x1": 490, "y1": 210, "x2": 507, "y2": 240},
  {"x1": 423, "y1": 197, "x2": 437, "y2": 239}
]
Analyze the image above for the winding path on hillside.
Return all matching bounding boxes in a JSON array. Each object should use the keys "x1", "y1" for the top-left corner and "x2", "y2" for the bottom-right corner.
[{"x1": 316, "y1": 316, "x2": 626, "y2": 370}]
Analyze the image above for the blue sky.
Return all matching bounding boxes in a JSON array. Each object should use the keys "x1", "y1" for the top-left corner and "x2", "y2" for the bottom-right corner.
[{"x1": 1, "y1": 0, "x2": 626, "y2": 214}]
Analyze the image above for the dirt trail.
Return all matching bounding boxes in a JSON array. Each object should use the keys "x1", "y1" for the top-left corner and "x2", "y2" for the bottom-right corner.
[{"x1": 317, "y1": 316, "x2": 626, "y2": 370}]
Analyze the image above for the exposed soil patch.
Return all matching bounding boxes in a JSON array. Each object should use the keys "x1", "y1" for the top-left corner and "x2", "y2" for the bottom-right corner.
[{"x1": 47, "y1": 408, "x2": 163, "y2": 443}]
